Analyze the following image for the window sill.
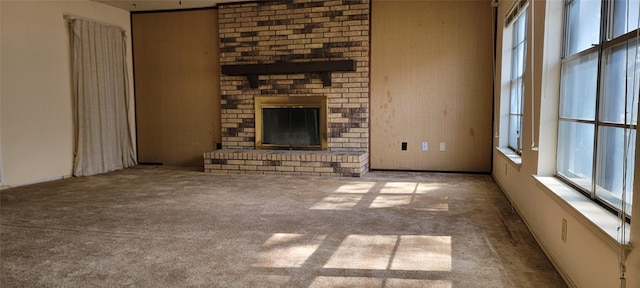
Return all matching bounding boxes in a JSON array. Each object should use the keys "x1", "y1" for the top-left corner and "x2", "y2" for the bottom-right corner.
[
  {"x1": 532, "y1": 175, "x2": 631, "y2": 250},
  {"x1": 496, "y1": 147, "x2": 522, "y2": 168}
]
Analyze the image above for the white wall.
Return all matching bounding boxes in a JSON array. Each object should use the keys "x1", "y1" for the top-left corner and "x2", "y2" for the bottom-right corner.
[
  {"x1": 0, "y1": 0, "x2": 134, "y2": 187},
  {"x1": 630, "y1": 132, "x2": 640, "y2": 287},
  {"x1": 493, "y1": 0, "x2": 639, "y2": 287}
]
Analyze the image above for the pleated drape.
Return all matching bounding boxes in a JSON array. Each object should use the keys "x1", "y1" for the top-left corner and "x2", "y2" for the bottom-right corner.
[{"x1": 69, "y1": 18, "x2": 136, "y2": 177}]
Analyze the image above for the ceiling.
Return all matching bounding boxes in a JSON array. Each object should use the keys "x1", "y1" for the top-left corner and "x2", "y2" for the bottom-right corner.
[{"x1": 94, "y1": 0, "x2": 250, "y2": 12}]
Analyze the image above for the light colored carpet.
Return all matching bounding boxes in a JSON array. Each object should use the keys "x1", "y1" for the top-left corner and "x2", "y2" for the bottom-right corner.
[{"x1": 1, "y1": 166, "x2": 566, "y2": 287}]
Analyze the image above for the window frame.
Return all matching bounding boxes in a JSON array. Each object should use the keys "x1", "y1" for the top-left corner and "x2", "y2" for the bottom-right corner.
[
  {"x1": 558, "y1": 0, "x2": 637, "y2": 220},
  {"x1": 508, "y1": 10, "x2": 528, "y2": 154}
]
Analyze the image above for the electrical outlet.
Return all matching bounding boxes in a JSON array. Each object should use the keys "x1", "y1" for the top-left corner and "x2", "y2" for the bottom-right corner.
[
  {"x1": 401, "y1": 142, "x2": 407, "y2": 151},
  {"x1": 439, "y1": 142, "x2": 446, "y2": 152},
  {"x1": 422, "y1": 142, "x2": 428, "y2": 151},
  {"x1": 561, "y1": 218, "x2": 567, "y2": 243}
]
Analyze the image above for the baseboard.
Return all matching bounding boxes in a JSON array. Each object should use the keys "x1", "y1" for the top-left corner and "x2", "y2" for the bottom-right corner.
[
  {"x1": 492, "y1": 176, "x2": 577, "y2": 288},
  {"x1": 1, "y1": 174, "x2": 73, "y2": 189}
]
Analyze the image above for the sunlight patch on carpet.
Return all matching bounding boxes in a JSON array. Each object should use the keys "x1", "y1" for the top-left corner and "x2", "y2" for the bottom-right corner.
[
  {"x1": 380, "y1": 182, "x2": 418, "y2": 194},
  {"x1": 309, "y1": 194, "x2": 363, "y2": 210},
  {"x1": 386, "y1": 278, "x2": 453, "y2": 288},
  {"x1": 308, "y1": 276, "x2": 383, "y2": 287},
  {"x1": 311, "y1": 181, "x2": 448, "y2": 211},
  {"x1": 256, "y1": 233, "x2": 326, "y2": 268},
  {"x1": 370, "y1": 195, "x2": 413, "y2": 208},
  {"x1": 324, "y1": 235, "x2": 396, "y2": 270},
  {"x1": 334, "y1": 182, "x2": 376, "y2": 193},
  {"x1": 324, "y1": 235, "x2": 452, "y2": 272},
  {"x1": 308, "y1": 276, "x2": 452, "y2": 288},
  {"x1": 390, "y1": 235, "x2": 451, "y2": 271}
]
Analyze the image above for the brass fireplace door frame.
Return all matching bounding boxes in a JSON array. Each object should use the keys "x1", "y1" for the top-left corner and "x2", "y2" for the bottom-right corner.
[{"x1": 254, "y1": 96, "x2": 328, "y2": 150}]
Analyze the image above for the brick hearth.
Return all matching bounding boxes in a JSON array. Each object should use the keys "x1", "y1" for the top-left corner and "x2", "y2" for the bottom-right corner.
[{"x1": 205, "y1": 149, "x2": 368, "y2": 177}]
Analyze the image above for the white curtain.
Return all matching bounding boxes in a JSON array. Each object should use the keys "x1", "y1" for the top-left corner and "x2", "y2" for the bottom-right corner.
[{"x1": 68, "y1": 18, "x2": 136, "y2": 177}]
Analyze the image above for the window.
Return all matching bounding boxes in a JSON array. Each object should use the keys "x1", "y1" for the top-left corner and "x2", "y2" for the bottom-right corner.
[
  {"x1": 558, "y1": 0, "x2": 638, "y2": 218},
  {"x1": 509, "y1": 10, "x2": 528, "y2": 153}
]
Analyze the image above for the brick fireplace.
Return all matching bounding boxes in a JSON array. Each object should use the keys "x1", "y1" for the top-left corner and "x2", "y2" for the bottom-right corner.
[{"x1": 204, "y1": 0, "x2": 370, "y2": 177}]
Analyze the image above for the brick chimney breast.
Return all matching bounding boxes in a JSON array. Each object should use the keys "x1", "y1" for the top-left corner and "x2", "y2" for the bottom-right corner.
[{"x1": 218, "y1": 0, "x2": 370, "y2": 152}]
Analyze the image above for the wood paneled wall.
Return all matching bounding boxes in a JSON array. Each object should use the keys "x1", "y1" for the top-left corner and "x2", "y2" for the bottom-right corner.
[
  {"x1": 132, "y1": 9, "x2": 221, "y2": 168},
  {"x1": 371, "y1": 0, "x2": 494, "y2": 172}
]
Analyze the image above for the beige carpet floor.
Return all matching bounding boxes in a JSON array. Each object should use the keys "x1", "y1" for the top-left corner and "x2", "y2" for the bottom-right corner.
[{"x1": 1, "y1": 166, "x2": 566, "y2": 287}]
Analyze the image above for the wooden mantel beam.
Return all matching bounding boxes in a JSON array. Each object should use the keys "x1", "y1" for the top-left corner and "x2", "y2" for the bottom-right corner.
[{"x1": 221, "y1": 60, "x2": 356, "y2": 88}]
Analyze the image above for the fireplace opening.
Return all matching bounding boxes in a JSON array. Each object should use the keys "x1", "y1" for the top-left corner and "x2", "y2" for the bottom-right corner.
[
  {"x1": 263, "y1": 108, "x2": 320, "y2": 147},
  {"x1": 255, "y1": 96, "x2": 327, "y2": 150}
]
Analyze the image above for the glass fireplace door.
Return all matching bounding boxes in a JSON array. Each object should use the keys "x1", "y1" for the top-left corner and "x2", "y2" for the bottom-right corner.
[
  {"x1": 254, "y1": 96, "x2": 328, "y2": 150},
  {"x1": 262, "y1": 108, "x2": 321, "y2": 148}
]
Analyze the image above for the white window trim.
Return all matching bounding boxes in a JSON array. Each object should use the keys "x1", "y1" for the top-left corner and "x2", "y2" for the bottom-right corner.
[
  {"x1": 508, "y1": 11, "x2": 527, "y2": 154},
  {"x1": 498, "y1": 1, "x2": 529, "y2": 159},
  {"x1": 496, "y1": 146, "x2": 522, "y2": 167}
]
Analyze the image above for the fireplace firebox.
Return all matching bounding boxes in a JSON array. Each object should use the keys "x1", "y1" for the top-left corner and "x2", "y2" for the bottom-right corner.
[{"x1": 255, "y1": 96, "x2": 328, "y2": 150}]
